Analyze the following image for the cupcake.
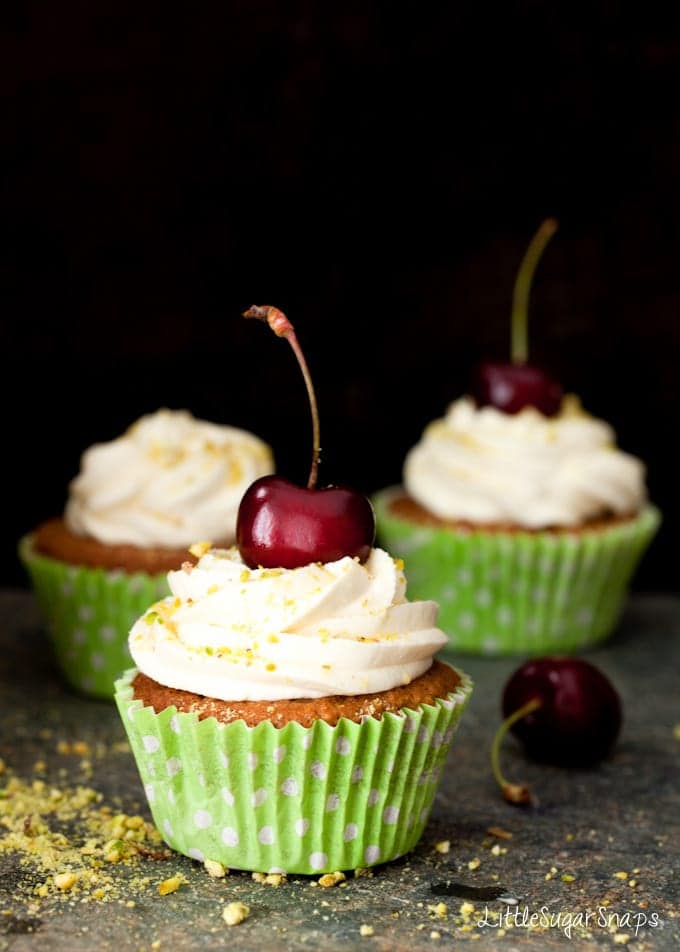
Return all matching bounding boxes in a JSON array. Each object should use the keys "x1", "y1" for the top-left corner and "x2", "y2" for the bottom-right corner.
[
  {"x1": 19, "y1": 409, "x2": 274, "y2": 697},
  {"x1": 115, "y1": 544, "x2": 472, "y2": 874},
  {"x1": 373, "y1": 394, "x2": 660, "y2": 655}
]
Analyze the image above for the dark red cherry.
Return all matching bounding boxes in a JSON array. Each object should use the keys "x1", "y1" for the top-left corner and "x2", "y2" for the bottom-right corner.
[
  {"x1": 503, "y1": 657, "x2": 622, "y2": 766},
  {"x1": 474, "y1": 218, "x2": 563, "y2": 417},
  {"x1": 237, "y1": 475, "x2": 375, "y2": 569},
  {"x1": 491, "y1": 657, "x2": 622, "y2": 805},
  {"x1": 238, "y1": 305, "x2": 376, "y2": 570},
  {"x1": 472, "y1": 361, "x2": 563, "y2": 416}
]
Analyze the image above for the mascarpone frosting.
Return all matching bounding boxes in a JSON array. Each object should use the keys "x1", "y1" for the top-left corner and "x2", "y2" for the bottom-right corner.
[
  {"x1": 404, "y1": 396, "x2": 646, "y2": 528},
  {"x1": 129, "y1": 546, "x2": 446, "y2": 700},
  {"x1": 65, "y1": 409, "x2": 274, "y2": 547}
]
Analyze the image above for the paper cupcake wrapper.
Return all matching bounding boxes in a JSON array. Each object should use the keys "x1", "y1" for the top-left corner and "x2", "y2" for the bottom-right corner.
[
  {"x1": 114, "y1": 667, "x2": 473, "y2": 875},
  {"x1": 373, "y1": 489, "x2": 660, "y2": 656},
  {"x1": 18, "y1": 535, "x2": 170, "y2": 699}
]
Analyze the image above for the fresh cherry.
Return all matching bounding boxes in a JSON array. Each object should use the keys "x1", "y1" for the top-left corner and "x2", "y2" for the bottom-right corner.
[
  {"x1": 491, "y1": 657, "x2": 622, "y2": 805},
  {"x1": 471, "y1": 218, "x2": 563, "y2": 417},
  {"x1": 236, "y1": 305, "x2": 376, "y2": 570},
  {"x1": 472, "y1": 361, "x2": 563, "y2": 416},
  {"x1": 237, "y1": 475, "x2": 375, "y2": 570}
]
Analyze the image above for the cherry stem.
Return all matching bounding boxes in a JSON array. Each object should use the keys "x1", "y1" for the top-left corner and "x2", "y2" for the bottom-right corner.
[
  {"x1": 243, "y1": 305, "x2": 320, "y2": 489},
  {"x1": 490, "y1": 697, "x2": 542, "y2": 806},
  {"x1": 511, "y1": 218, "x2": 558, "y2": 365}
]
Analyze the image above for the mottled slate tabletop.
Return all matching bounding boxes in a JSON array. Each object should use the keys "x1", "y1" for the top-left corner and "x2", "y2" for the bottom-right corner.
[{"x1": 0, "y1": 590, "x2": 678, "y2": 951}]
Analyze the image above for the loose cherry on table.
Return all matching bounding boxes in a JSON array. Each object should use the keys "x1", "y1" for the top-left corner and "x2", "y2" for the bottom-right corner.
[
  {"x1": 471, "y1": 217, "x2": 563, "y2": 417},
  {"x1": 236, "y1": 305, "x2": 376, "y2": 570},
  {"x1": 491, "y1": 657, "x2": 623, "y2": 805}
]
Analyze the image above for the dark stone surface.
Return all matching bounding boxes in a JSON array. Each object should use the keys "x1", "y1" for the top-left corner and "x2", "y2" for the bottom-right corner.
[{"x1": 0, "y1": 590, "x2": 678, "y2": 950}]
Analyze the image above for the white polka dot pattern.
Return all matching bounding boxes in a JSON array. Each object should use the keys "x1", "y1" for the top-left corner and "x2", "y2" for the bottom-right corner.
[
  {"x1": 325, "y1": 794, "x2": 340, "y2": 813},
  {"x1": 113, "y1": 657, "x2": 476, "y2": 875},
  {"x1": 221, "y1": 827, "x2": 239, "y2": 846},
  {"x1": 251, "y1": 789, "x2": 268, "y2": 807},
  {"x1": 365, "y1": 845, "x2": 381, "y2": 864}
]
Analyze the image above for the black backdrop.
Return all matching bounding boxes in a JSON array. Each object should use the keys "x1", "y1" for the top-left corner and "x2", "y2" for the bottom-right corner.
[{"x1": 2, "y1": 2, "x2": 678, "y2": 589}]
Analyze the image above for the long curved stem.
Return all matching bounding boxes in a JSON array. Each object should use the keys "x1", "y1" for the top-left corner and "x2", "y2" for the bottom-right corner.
[
  {"x1": 511, "y1": 218, "x2": 558, "y2": 365},
  {"x1": 490, "y1": 697, "x2": 542, "y2": 805},
  {"x1": 243, "y1": 305, "x2": 320, "y2": 489}
]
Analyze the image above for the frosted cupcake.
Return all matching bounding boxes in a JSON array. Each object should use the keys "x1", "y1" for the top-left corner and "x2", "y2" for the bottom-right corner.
[
  {"x1": 19, "y1": 409, "x2": 274, "y2": 697},
  {"x1": 374, "y1": 394, "x2": 659, "y2": 655},
  {"x1": 375, "y1": 220, "x2": 659, "y2": 655},
  {"x1": 115, "y1": 544, "x2": 472, "y2": 874},
  {"x1": 117, "y1": 304, "x2": 473, "y2": 875}
]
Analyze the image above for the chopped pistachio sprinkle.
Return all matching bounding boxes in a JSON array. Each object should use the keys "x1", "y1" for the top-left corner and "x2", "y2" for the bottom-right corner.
[{"x1": 0, "y1": 765, "x2": 166, "y2": 906}]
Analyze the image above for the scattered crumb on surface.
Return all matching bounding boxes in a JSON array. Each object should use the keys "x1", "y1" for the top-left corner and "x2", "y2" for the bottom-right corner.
[
  {"x1": 318, "y1": 871, "x2": 346, "y2": 888},
  {"x1": 157, "y1": 875, "x2": 184, "y2": 896},
  {"x1": 53, "y1": 872, "x2": 77, "y2": 891},
  {"x1": 223, "y1": 901, "x2": 250, "y2": 926},
  {"x1": 359, "y1": 923, "x2": 374, "y2": 937},
  {"x1": 252, "y1": 872, "x2": 287, "y2": 887},
  {"x1": 0, "y1": 766, "x2": 167, "y2": 908},
  {"x1": 204, "y1": 859, "x2": 227, "y2": 878},
  {"x1": 434, "y1": 840, "x2": 450, "y2": 854}
]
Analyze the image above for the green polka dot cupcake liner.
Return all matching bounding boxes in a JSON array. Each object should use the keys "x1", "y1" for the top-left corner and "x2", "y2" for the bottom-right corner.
[
  {"x1": 373, "y1": 489, "x2": 661, "y2": 656},
  {"x1": 114, "y1": 666, "x2": 473, "y2": 875},
  {"x1": 18, "y1": 535, "x2": 170, "y2": 699}
]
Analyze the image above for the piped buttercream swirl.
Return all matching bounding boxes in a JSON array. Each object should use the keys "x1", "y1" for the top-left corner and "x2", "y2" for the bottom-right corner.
[
  {"x1": 129, "y1": 546, "x2": 446, "y2": 700},
  {"x1": 404, "y1": 396, "x2": 646, "y2": 528},
  {"x1": 65, "y1": 409, "x2": 274, "y2": 547}
]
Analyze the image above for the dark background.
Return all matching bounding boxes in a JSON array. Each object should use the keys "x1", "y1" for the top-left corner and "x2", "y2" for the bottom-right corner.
[{"x1": 2, "y1": 3, "x2": 678, "y2": 589}]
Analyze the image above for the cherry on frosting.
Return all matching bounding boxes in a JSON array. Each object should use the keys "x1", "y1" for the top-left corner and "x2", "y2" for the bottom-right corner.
[
  {"x1": 236, "y1": 306, "x2": 375, "y2": 570},
  {"x1": 471, "y1": 218, "x2": 563, "y2": 417},
  {"x1": 472, "y1": 361, "x2": 563, "y2": 416}
]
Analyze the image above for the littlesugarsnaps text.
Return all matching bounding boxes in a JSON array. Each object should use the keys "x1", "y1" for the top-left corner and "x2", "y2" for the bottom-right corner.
[{"x1": 478, "y1": 905, "x2": 661, "y2": 940}]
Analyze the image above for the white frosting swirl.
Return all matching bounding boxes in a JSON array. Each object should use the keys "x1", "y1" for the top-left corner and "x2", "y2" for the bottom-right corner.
[
  {"x1": 404, "y1": 396, "x2": 646, "y2": 528},
  {"x1": 65, "y1": 409, "x2": 274, "y2": 547},
  {"x1": 129, "y1": 546, "x2": 446, "y2": 700}
]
